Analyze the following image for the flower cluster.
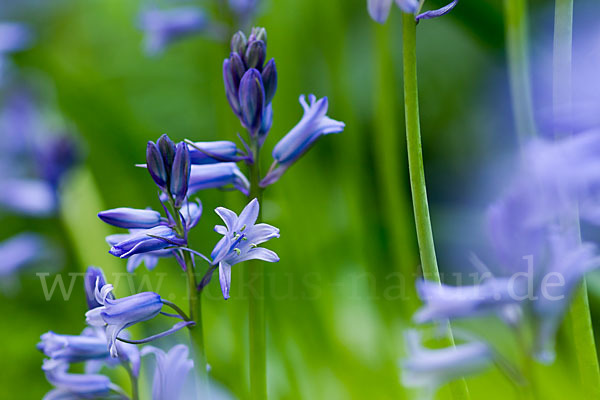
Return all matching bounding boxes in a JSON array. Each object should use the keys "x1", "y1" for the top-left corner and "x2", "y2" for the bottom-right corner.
[{"x1": 401, "y1": 130, "x2": 600, "y2": 391}]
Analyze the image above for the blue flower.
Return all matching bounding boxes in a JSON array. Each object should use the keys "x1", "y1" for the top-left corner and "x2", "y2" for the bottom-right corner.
[
  {"x1": 416, "y1": 0, "x2": 459, "y2": 21},
  {"x1": 141, "y1": 344, "x2": 194, "y2": 400},
  {"x1": 98, "y1": 207, "x2": 164, "y2": 229},
  {"x1": 187, "y1": 140, "x2": 244, "y2": 164},
  {"x1": 138, "y1": 7, "x2": 207, "y2": 55},
  {"x1": 0, "y1": 232, "x2": 48, "y2": 278},
  {"x1": 210, "y1": 198, "x2": 279, "y2": 299},
  {"x1": 108, "y1": 225, "x2": 184, "y2": 259},
  {"x1": 42, "y1": 359, "x2": 119, "y2": 400},
  {"x1": 367, "y1": 0, "x2": 419, "y2": 23},
  {"x1": 0, "y1": 178, "x2": 56, "y2": 216},
  {"x1": 188, "y1": 163, "x2": 250, "y2": 196},
  {"x1": 401, "y1": 330, "x2": 492, "y2": 390},
  {"x1": 262, "y1": 95, "x2": 345, "y2": 186},
  {"x1": 38, "y1": 328, "x2": 110, "y2": 364},
  {"x1": 106, "y1": 233, "x2": 173, "y2": 273},
  {"x1": 413, "y1": 278, "x2": 521, "y2": 324},
  {"x1": 0, "y1": 22, "x2": 31, "y2": 54},
  {"x1": 85, "y1": 282, "x2": 163, "y2": 357}
]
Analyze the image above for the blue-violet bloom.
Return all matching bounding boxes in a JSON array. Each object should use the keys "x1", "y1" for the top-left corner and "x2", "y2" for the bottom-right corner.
[
  {"x1": 210, "y1": 198, "x2": 279, "y2": 299},
  {"x1": 108, "y1": 225, "x2": 184, "y2": 259},
  {"x1": 188, "y1": 163, "x2": 250, "y2": 196},
  {"x1": 98, "y1": 208, "x2": 163, "y2": 229},
  {"x1": 141, "y1": 344, "x2": 194, "y2": 400},
  {"x1": 139, "y1": 7, "x2": 207, "y2": 55}
]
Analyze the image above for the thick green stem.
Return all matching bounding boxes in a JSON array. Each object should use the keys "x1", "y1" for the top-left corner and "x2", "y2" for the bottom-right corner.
[
  {"x1": 401, "y1": 13, "x2": 470, "y2": 400},
  {"x1": 248, "y1": 145, "x2": 266, "y2": 400},
  {"x1": 551, "y1": 0, "x2": 600, "y2": 395},
  {"x1": 504, "y1": 0, "x2": 537, "y2": 142}
]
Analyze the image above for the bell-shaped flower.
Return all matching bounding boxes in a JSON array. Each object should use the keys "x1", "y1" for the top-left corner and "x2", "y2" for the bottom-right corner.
[
  {"x1": 42, "y1": 359, "x2": 120, "y2": 400},
  {"x1": 106, "y1": 233, "x2": 174, "y2": 273},
  {"x1": 187, "y1": 140, "x2": 243, "y2": 164},
  {"x1": 210, "y1": 198, "x2": 279, "y2": 299},
  {"x1": 367, "y1": 0, "x2": 419, "y2": 24},
  {"x1": 262, "y1": 95, "x2": 345, "y2": 187},
  {"x1": 188, "y1": 163, "x2": 250, "y2": 196},
  {"x1": 108, "y1": 225, "x2": 184, "y2": 259},
  {"x1": 138, "y1": 7, "x2": 207, "y2": 55},
  {"x1": 141, "y1": 344, "x2": 194, "y2": 400},
  {"x1": 401, "y1": 330, "x2": 492, "y2": 391},
  {"x1": 38, "y1": 328, "x2": 110, "y2": 364},
  {"x1": 98, "y1": 207, "x2": 163, "y2": 229},
  {"x1": 85, "y1": 282, "x2": 163, "y2": 357},
  {"x1": 414, "y1": 278, "x2": 521, "y2": 324},
  {"x1": 170, "y1": 142, "x2": 191, "y2": 207}
]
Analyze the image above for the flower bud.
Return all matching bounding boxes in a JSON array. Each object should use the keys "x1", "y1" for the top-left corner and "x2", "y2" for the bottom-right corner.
[
  {"x1": 223, "y1": 53, "x2": 246, "y2": 116},
  {"x1": 84, "y1": 267, "x2": 113, "y2": 310},
  {"x1": 238, "y1": 69, "x2": 265, "y2": 135},
  {"x1": 170, "y1": 142, "x2": 191, "y2": 207},
  {"x1": 98, "y1": 208, "x2": 163, "y2": 229},
  {"x1": 261, "y1": 58, "x2": 277, "y2": 104},
  {"x1": 244, "y1": 40, "x2": 266, "y2": 71},
  {"x1": 157, "y1": 134, "x2": 176, "y2": 172},
  {"x1": 146, "y1": 141, "x2": 168, "y2": 189},
  {"x1": 249, "y1": 26, "x2": 267, "y2": 46},
  {"x1": 230, "y1": 30, "x2": 247, "y2": 56}
]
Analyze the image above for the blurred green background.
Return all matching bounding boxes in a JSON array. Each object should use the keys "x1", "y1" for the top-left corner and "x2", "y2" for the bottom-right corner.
[{"x1": 1, "y1": 0, "x2": 598, "y2": 398}]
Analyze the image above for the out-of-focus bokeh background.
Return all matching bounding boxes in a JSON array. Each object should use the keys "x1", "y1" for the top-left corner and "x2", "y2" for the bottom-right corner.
[{"x1": 1, "y1": 0, "x2": 599, "y2": 398}]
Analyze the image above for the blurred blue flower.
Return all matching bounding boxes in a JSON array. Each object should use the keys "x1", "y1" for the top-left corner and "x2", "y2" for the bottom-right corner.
[
  {"x1": 188, "y1": 162, "x2": 250, "y2": 196},
  {"x1": 0, "y1": 178, "x2": 56, "y2": 216},
  {"x1": 367, "y1": 0, "x2": 418, "y2": 23},
  {"x1": 401, "y1": 330, "x2": 492, "y2": 390},
  {"x1": 262, "y1": 95, "x2": 345, "y2": 187},
  {"x1": 141, "y1": 344, "x2": 194, "y2": 400},
  {"x1": 210, "y1": 198, "x2": 279, "y2": 299},
  {"x1": 139, "y1": 7, "x2": 208, "y2": 55},
  {"x1": 42, "y1": 359, "x2": 120, "y2": 400},
  {"x1": 85, "y1": 281, "x2": 163, "y2": 357},
  {"x1": 413, "y1": 278, "x2": 520, "y2": 324},
  {"x1": 0, "y1": 232, "x2": 47, "y2": 278}
]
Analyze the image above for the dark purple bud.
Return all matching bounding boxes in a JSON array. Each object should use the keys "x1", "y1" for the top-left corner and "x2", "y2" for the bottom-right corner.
[
  {"x1": 84, "y1": 266, "x2": 113, "y2": 309},
  {"x1": 261, "y1": 59, "x2": 277, "y2": 104},
  {"x1": 244, "y1": 40, "x2": 266, "y2": 71},
  {"x1": 223, "y1": 53, "x2": 246, "y2": 116},
  {"x1": 170, "y1": 142, "x2": 191, "y2": 207},
  {"x1": 238, "y1": 69, "x2": 265, "y2": 136},
  {"x1": 248, "y1": 27, "x2": 267, "y2": 46},
  {"x1": 230, "y1": 30, "x2": 247, "y2": 56},
  {"x1": 258, "y1": 103, "x2": 273, "y2": 146},
  {"x1": 157, "y1": 134, "x2": 176, "y2": 172},
  {"x1": 146, "y1": 141, "x2": 168, "y2": 189}
]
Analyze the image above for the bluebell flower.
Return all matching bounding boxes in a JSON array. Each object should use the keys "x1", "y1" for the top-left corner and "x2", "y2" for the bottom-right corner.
[
  {"x1": 98, "y1": 207, "x2": 164, "y2": 229},
  {"x1": 138, "y1": 7, "x2": 208, "y2": 55},
  {"x1": 367, "y1": 0, "x2": 419, "y2": 23},
  {"x1": 228, "y1": 0, "x2": 259, "y2": 17},
  {"x1": 141, "y1": 344, "x2": 194, "y2": 400},
  {"x1": 416, "y1": 0, "x2": 459, "y2": 21},
  {"x1": 0, "y1": 178, "x2": 56, "y2": 216},
  {"x1": 85, "y1": 281, "x2": 163, "y2": 357},
  {"x1": 187, "y1": 140, "x2": 244, "y2": 164},
  {"x1": 401, "y1": 330, "x2": 492, "y2": 390},
  {"x1": 413, "y1": 278, "x2": 521, "y2": 324},
  {"x1": 108, "y1": 225, "x2": 184, "y2": 259},
  {"x1": 0, "y1": 232, "x2": 47, "y2": 278},
  {"x1": 84, "y1": 267, "x2": 113, "y2": 310},
  {"x1": 106, "y1": 233, "x2": 173, "y2": 272},
  {"x1": 42, "y1": 359, "x2": 121, "y2": 400},
  {"x1": 262, "y1": 95, "x2": 345, "y2": 187},
  {"x1": 210, "y1": 198, "x2": 279, "y2": 299},
  {"x1": 188, "y1": 163, "x2": 250, "y2": 196},
  {"x1": 38, "y1": 328, "x2": 110, "y2": 364}
]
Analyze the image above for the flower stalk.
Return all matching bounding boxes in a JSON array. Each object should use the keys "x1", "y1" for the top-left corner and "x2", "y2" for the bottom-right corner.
[
  {"x1": 553, "y1": 0, "x2": 600, "y2": 395},
  {"x1": 504, "y1": 0, "x2": 537, "y2": 142},
  {"x1": 248, "y1": 143, "x2": 267, "y2": 400},
  {"x1": 401, "y1": 13, "x2": 470, "y2": 399}
]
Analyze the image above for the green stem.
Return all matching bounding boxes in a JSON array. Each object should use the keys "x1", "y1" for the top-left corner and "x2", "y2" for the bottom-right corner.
[
  {"x1": 401, "y1": 13, "x2": 470, "y2": 400},
  {"x1": 248, "y1": 144, "x2": 266, "y2": 400},
  {"x1": 552, "y1": 0, "x2": 600, "y2": 395},
  {"x1": 504, "y1": 0, "x2": 537, "y2": 142},
  {"x1": 123, "y1": 362, "x2": 139, "y2": 400}
]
